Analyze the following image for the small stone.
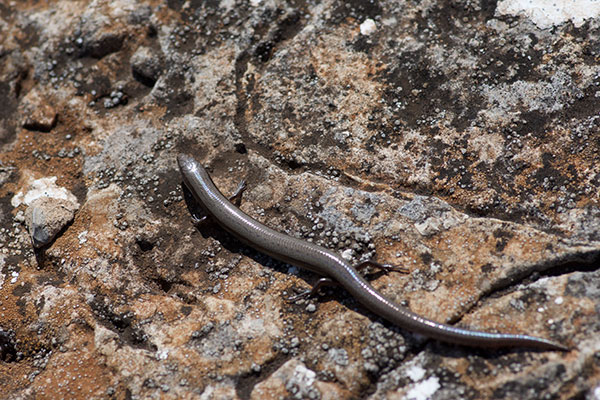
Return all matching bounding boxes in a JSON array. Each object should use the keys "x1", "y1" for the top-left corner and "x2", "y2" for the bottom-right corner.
[
  {"x1": 341, "y1": 248, "x2": 354, "y2": 260},
  {"x1": 251, "y1": 363, "x2": 261, "y2": 373},
  {"x1": 20, "y1": 90, "x2": 57, "y2": 132},
  {"x1": 25, "y1": 198, "x2": 78, "y2": 248},
  {"x1": 131, "y1": 46, "x2": 163, "y2": 87},
  {"x1": 81, "y1": 30, "x2": 125, "y2": 58},
  {"x1": 360, "y1": 19, "x2": 377, "y2": 35}
]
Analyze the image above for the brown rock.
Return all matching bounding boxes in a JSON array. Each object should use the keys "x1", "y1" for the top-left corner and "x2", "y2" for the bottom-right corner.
[
  {"x1": 20, "y1": 90, "x2": 57, "y2": 132},
  {"x1": 1, "y1": 0, "x2": 599, "y2": 398}
]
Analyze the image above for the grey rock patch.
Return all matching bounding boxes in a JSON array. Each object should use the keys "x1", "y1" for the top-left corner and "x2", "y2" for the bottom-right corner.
[{"x1": 398, "y1": 196, "x2": 453, "y2": 223}]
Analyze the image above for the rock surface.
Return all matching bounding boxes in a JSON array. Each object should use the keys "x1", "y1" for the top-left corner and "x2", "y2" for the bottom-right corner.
[{"x1": 1, "y1": 0, "x2": 599, "y2": 398}]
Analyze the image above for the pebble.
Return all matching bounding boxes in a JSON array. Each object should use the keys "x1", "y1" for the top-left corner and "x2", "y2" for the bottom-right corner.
[
  {"x1": 130, "y1": 46, "x2": 163, "y2": 87},
  {"x1": 360, "y1": 19, "x2": 377, "y2": 35},
  {"x1": 25, "y1": 198, "x2": 78, "y2": 248}
]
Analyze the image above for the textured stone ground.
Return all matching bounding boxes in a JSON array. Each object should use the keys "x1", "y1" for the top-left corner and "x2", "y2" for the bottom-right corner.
[{"x1": 1, "y1": 0, "x2": 600, "y2": 398}]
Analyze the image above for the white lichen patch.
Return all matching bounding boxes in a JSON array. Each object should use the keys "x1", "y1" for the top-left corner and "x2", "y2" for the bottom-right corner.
[
  {"x1": 11, "y1": 176, "x2": 79, "y2": 208},
  {"x1": 496, "y1": 0, "x2": 600, "y2": 29},
  {"x1": 405, "y1": 376, "x2": 441, "y2": 400},
  {"x1": 406, "y1": 365, "x2": 426, "y2": 382}
]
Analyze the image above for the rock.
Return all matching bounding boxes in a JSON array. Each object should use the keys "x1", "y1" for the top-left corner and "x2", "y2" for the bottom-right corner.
[
  {"x1": 1, "y1": 0, "x2": 600, "y2": 398},
  {"x1": 251, "y1": 359, "x2": 348, "y2": 400},
  {"x1": 360, "y1": 19, "x2": 377, "y2": 36},
  {"x1": 12, "y1": 175, "x2": 80, "y2": 247},
  {"x1": 130, "y1": 46, "x2": 163, "y2": 87},
  {"x1": 11, "y1": 176, "x2": 79, "y2": 208},
  {"x1": 79, "y1": 30, "x2": 125, "y2": 59},
  {"x1": 20, "y1": 90, "x2": 57, "y2": 132},
  {"x1": 75, "y1": 8, "x2": 126, "y2": 59},
  {"x1": 25, "y1": 198, "x2": 78, "y2": 248}
]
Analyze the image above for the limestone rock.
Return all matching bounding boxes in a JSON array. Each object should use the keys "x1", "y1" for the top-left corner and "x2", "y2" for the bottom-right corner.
[{"x1": 0, "y1": 0, "x2": 599, "y2": 398}]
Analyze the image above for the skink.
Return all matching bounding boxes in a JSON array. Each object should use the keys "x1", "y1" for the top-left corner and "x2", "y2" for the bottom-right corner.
[{"x1": 178, "y1": 153, "x2": 568, "y2": 351}]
